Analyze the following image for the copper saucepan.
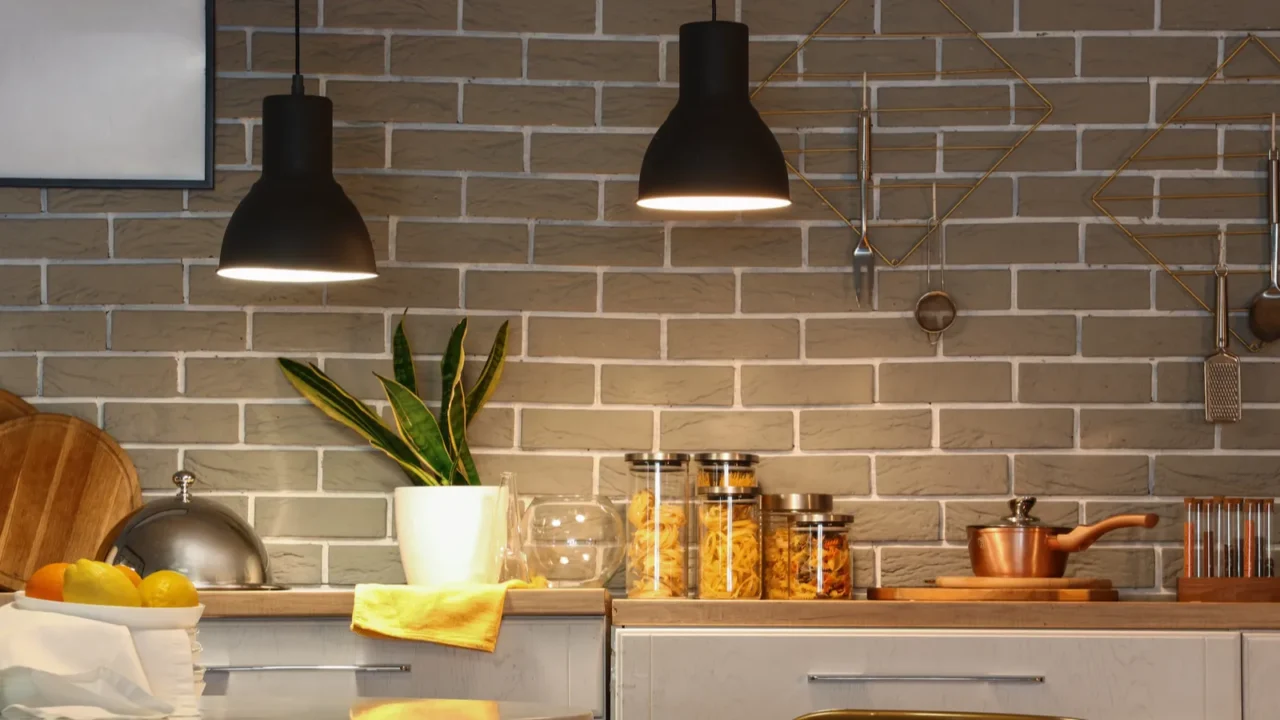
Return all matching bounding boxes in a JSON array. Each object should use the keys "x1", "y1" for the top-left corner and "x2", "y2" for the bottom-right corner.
[{"x1": 966, "y1": 497, "x2": 1159, "y2": 578}]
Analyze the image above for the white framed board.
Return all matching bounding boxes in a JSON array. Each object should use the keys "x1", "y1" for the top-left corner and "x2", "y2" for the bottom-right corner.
[{"x1": 0, "y1": 0, "x2": 213, "y2": 188}]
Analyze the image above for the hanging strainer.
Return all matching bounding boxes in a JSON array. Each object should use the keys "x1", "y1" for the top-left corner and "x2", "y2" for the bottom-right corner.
[{"x1": 915, "y1": 186, "x2": 957, "y2": 345}]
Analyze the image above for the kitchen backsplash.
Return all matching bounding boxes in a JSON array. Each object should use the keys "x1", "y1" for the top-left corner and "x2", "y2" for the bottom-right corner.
[{"x1": 2, "y1": 0, "x2": 1279, "y2": 589}]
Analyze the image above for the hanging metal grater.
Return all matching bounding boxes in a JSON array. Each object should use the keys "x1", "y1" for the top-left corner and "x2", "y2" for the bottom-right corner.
[{"x1": 1205, "y1": 231, "x2": 1242, "y2": 423}]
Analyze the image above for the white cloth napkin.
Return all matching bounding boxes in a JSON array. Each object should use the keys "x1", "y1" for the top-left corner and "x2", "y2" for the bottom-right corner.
[{"x1": 0, "y1": 606, "x2": 196, "y2": 720}]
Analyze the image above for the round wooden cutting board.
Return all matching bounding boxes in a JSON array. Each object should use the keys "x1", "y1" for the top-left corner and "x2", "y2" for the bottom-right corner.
[
  {"x1": 0, "y1": 389, "x2": 36, "y2": 424},
  {"x1": 0, "y1": 414, "x2": 142, "y2": 590}
]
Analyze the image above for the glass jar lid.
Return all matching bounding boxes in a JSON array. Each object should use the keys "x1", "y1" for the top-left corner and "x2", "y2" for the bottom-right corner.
[
  {"x1": 792, "y1": 512, "x2": 854, "y2": 527},
  {"x1": 697, "y1": 485, "x2": 761, "y2": 499},
  {"x1": 693, "y1": 452, "x2": 759, "y2": 466},
  {"x1": 625, "y1": 452, "x2": 690, "y2": 469},
  {"x1": 761, "y1": 493, "x2": 834, "y2": 513}
]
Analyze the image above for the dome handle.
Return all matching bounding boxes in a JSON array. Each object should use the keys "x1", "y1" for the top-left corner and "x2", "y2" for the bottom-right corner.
[{"x1": 172, "y1": 471, "x2": 197, "y2": 503}]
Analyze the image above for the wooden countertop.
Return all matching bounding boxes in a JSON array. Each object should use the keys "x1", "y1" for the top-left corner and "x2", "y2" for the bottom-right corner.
[
  {"x1": 0, "y1": 588, "x2": 611, "y2": 618},
  {"x1": 9, "y1": 589, "x2": 1280, "y2": 629},
  {"x1": 611, "y1": 599, "x2": 1280, "y2": 630}
]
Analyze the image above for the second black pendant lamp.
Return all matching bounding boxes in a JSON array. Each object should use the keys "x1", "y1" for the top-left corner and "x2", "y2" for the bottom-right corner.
[
  {"x1": 217, "y1": 0, "x2": 377, "y2": 283},
  {"x1": 636, "y1": 0, "x2": 791, "y2": 212}
]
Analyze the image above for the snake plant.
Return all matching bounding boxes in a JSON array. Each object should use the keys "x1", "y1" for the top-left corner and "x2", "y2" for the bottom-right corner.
[{"x1": 278, "y1": 317, "x2": 509, "y2": 486}]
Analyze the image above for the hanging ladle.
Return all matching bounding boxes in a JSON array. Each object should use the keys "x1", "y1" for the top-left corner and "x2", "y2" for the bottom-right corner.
[
  {"x1": 1249, "y1": 112, "x2": 1280, "y2": 342},
  {"x1": 914, "y1": 184, "x2": 957, "y2": 345}
]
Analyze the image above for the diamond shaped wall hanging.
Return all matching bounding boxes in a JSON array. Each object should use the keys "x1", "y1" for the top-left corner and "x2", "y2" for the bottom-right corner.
[
  {"x1": 1091, "y1": 34, "x2": 1280, "y2": 353},
  {"x1": 749, "y1": 0, "x2": 1054, "y2": 273}
]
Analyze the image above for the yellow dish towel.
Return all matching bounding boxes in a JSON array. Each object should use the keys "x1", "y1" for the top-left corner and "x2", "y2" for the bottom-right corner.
[{"x1": 351, "y1": 580, "x2": 538, "y2": 652}]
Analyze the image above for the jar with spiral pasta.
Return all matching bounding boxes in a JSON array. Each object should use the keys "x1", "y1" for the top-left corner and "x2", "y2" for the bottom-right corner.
[
  {"x1": 624, "y1": 453, "x2": 690, "y2": 599},
  {"x1": 694, "y1": 452, "x2": 759, "y2": 488},
  {"x1": 697, "y1": 486, "x2": 762, "y2": 599},
  {"x1": 789, "y1": 513, "x2": 854, "y2": 600},
  {"x1": 761, "y1": 493, "x2": 834, "y2": 599}
]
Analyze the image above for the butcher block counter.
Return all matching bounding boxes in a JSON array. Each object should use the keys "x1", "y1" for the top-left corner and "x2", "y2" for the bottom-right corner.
[
  {"x1": 0, "y1": 588, "x2": 611, "y2": 617},
  {"x1": 11, "y1": 589, "x2": 1280, "y2": 629},
  {"x1": 201, "y1": 587, "x2": 609, "y2": 617},
  {"x1": 610, "y1": 598, "x2": 1280, "y2": 630}
]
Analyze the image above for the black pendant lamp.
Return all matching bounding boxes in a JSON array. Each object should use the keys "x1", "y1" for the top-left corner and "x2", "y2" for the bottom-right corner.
[
  {"x1": 216, "y1": 0, "x2": 377, "y2": 283},
  {"x1": 636, "y1": 0, "x2": 790, "y2": 212}
]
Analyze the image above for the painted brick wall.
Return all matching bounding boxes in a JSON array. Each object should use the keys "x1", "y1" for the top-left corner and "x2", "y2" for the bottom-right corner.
[{"x1": 2, "y1": 0, "x2": 1280, "y2": 589}]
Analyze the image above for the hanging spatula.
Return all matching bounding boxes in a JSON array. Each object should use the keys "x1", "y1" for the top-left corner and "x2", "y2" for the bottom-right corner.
[
  {"x1": 1248, "y1": 113, "x2": 1280, "y2": 342},
  {"x1": 1205, "y1": 231, "x2": 1242, "y2": 423}
]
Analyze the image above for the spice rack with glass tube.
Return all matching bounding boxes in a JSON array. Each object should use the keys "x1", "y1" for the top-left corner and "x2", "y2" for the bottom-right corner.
[{"x1": 1179, "y1": 496, "x2": 1280, "y2": 602}]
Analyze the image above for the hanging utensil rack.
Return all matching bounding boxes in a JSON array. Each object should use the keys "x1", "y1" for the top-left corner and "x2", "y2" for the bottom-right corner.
[
  {"x1": 1092, "y1": 34, "x2": 1280, "y2": 353},
  {"x1": 749, "y1": 0, "x2": 1054, "y2": 270}
]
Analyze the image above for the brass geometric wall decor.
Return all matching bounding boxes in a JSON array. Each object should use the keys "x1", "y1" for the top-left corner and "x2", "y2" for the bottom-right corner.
[
  {"x1": 749, "y1": 0, "x2": 1053, "y2": 270},
  {"x1": 1092, "y1": 35, "x2": 1280, "y2": 353}
]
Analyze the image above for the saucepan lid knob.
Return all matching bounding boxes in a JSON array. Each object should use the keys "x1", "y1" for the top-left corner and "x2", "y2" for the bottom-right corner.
[{"x1": 1003, "y1": 496, "x2": 1041, "y2": 526}]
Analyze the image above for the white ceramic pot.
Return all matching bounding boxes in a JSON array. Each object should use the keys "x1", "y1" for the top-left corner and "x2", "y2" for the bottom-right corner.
[{"x1": 394, "y1": 485, "x2": 506, "y2": 586}]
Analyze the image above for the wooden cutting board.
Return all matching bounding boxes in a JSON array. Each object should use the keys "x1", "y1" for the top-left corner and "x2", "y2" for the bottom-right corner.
[
  {"x1": 935, "y1": 576, "x2": 1113, "y2": 590},
  {"x1": 869, "y1": 587, "x2": 1120, "y2": 602},
  {"x1": 0, "y1": 389, "x2": 36, "y2": 424},
  {"x1": 0, "y1": 414, "x2": 142, "y2": 590}
]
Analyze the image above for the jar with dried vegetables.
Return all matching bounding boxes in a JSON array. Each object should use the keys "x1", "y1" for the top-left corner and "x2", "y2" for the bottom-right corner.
[
  {"x1": 624, "y1": 453, "x2": 690, "y2": 599},
  {"x1": 697, "y1": 486, "x2": 762, "y2": 599},
  {"x1": 778, "y1": 513, "x2": 853, "y2": 600},
  {"x1": 762, "y1": 494, "x2": 834, "y2": 599}
]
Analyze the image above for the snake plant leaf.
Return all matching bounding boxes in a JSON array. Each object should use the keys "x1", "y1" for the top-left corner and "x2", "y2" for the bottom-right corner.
[
  {"x1": 376, "y1": 374, "x2": 454, "y2": 481},
  {"x1": 391, "y1": 316, "x2": 417, "y2": 396},
  {"x1": 445, "y1": 375, "x2": 480, "y2": 486},
  {"x1": 278, "y1": 358, "x2": 440, "y2": 486},
  {"x1": 465, "y1": 320, "x2": 509, "y2": 425},
  {"x1": 439, "y1": 319, "x2": 468, "y2": 454}
]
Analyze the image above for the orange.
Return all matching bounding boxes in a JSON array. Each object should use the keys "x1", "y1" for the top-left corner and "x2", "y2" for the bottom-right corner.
[
  {"x1": 115, "y1": 565, "x2": 142, "y2": 587},
  {"x1": 25, "y1": 562, "x2": 71, "y2": 602}
]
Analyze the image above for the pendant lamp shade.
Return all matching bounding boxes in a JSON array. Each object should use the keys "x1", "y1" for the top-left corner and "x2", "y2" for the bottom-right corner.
[
  {"x1": 636, "y1": 21, "x2": 790, "y2": 212},
  {"x1": 217, "y1": 93, "x2": 377, "y2": 283}
]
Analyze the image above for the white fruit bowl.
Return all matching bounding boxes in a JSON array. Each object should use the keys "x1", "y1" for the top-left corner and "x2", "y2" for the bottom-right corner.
[{"x1": 13, "y1": 591, "x2": 204, "y2": 629}]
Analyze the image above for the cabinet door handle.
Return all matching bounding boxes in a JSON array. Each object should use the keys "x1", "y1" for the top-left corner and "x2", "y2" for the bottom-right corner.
[
  {"x1": 807, "y1": 674, "x2": 1044, "y2": 684},
  {"x1": 203, "y1": 664, "x2": 410, "y2": 673}
]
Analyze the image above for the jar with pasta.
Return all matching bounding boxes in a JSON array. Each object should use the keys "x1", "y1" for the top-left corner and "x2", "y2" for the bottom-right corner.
[
  {"x1": 788, "y1": 513, "x2": 853, "y2": 599},
  {"x1": 761, "y1": 494, "x2": 834, "y2": 599},
  {"x1": 697, "y1": 486, "x2": 762, "y2": 599},
  {"x1": 624, "y1": 453, "x2": 690, "y2": 599},
  {"x1": 694, "y1": 452, "x2": 759, "y2": 488}
]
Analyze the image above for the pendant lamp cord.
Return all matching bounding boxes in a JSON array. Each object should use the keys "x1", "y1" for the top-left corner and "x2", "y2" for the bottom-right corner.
[
  {"x1": 711, "y1": 0, "x2": 717, "y2": 20},
  {"x1": 291, "y1": 0, "x2": 303, "y2": 94}
]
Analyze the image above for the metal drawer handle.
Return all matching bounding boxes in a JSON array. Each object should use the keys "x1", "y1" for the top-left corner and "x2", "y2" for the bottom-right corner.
[
  {"x1": 808, "y1": 674, "x2": 1044, "y2": 684},
  {"x1": 203, "y1": 664, "x2": 410, "y2": 673}
]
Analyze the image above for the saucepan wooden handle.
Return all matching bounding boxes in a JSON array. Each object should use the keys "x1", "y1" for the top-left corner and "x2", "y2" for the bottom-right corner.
[{"x1": 1049, "y1": 514, "x2": 1159, "y2": 553}]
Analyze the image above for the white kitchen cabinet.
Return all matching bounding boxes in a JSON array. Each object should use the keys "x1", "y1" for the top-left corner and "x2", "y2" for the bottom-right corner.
[
  {"x1": 612, "y1": 628, "x2": 1241, "y2": 720},
  {"x1": 1244, "y1": 632, "x2": 1280, "y2": 720},
  {"x1": 198, "y1": 617, "x2": 607, "y2": 718}
]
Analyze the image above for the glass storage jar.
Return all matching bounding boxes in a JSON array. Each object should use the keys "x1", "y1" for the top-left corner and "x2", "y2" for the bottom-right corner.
[
  {"x1": 788, "y1": 513, "x2": 854, "y2": 600},
  {"x1": 624, "y1": 453, "x2": 690, "y2": 599},
  {"x1": 697, "y1": 486, "x2": 762, "y2": 599},
  {"x1": 761, "y1": 494, "x2": 834, "y2": 599},
  {"x1": 522, "y1": 495, "x2": 625, "y2": 588},
  {"x1": 694, "y1": 452, "x2": 759, "y2": 488}
]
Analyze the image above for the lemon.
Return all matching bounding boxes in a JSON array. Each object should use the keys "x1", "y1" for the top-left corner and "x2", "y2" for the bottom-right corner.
[
  {"x1": 139, "y1": 570, "x2": 199, "y2": 608},
  {"x1": 62, "y1": 559, "x2": 142, "y2": 607}
]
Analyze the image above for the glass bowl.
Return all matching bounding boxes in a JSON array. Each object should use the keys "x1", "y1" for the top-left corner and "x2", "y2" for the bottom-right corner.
[{"x1": 522, "y1": 495, "x2": 625, "y2": 588}]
